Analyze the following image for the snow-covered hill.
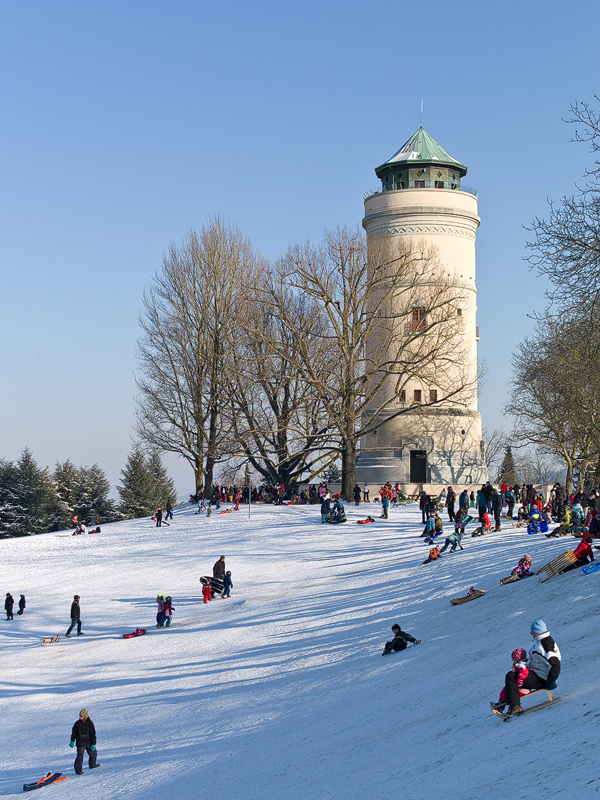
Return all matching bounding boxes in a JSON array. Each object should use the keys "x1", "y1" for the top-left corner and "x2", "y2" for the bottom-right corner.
[{"x1": 1, "y1": 503, "x2": 598, "y2": 800}]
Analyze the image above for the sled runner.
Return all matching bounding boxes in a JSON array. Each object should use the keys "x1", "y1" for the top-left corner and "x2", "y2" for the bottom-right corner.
[
  {"x1": 123, "y1": 628, "x2": 147, "y2": 639},
  {"x1": 492, "y1": 688, "x2": 561, "y2": 721},
  {"x1": 41, "y1": 635, "x2": 60, "y2": 646},
  {"x1": 357, "y1": 517, "x2": 375, "y2": 524},
  {"x1": 536, "y1": 550, "x2": 576, "y2": 583},
  {"x1": 581, "y1": 561, "x2": 600, "y2": 574},
  {"x1": 200, "y1": 575, "x2": 224, "y2": 595},
  {"x1": 23, "y1": 772, "x2": 68, "y2": 791}
]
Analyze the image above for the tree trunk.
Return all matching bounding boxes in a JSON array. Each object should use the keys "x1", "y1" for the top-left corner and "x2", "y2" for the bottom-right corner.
[
  {"x1": 593, "y1": 456, "x2": 600, "y2": 490},
  {"x1": 341, "y1": 440, "x2": 357, "y2": 502},
  {"x1": 194, "y1": 455, "x2": 204, "y2": 496},
  {"x1": 565, "y1": 461, "x2": 574, "y2": 496}
]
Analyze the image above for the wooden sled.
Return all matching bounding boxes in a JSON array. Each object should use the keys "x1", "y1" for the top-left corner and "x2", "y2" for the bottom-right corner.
[
  {"x1": 499, "y1": 574, "x2": 520, "y2": 585},
  {"x1": 495, "y1": 688, "x2": 561, "y2": 721},
  {"x1": 536, "y1": 550, "x2": 576, "y2": 583},
  {"x1": 450, "y1": 589, "x2": 485, "y2": 605},
  {"x1": 41, "y1": 635, "x2": 61, "y2": 646}
]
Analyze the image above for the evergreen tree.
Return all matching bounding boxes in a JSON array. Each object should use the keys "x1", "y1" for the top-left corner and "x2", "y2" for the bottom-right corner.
[
  {"x1": 50, "y1": 459, "x2": 80, "y2": 529},
  {"x1": 496, "y1": 445, "x2": 518, "y2": 486},
  {"x1": 118, "y1": 445, "x2": 156, "y2": 518},
  {"x1": 0, "y1": 458, "x2": 20, "y2": 537},
  {"x1": 10, "y1": 448, "x2": 56, "y2": 536},
  {"x1": 147, "y1": 452, "x2": 177, "y2": 509},
  {"x1": 76, "y1": 464, "x2": 122, "y2": 524}
]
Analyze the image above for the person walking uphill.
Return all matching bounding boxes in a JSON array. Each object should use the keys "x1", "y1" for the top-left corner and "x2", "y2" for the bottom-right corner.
[
  {"x1": 155, "y1": 506, "x2": 163, "y2": 527},
  {"x1": 66, "y1": 595, "x2": 82, "y2": 638},
  {"x1": 18, "y1": 594, "x2": 26, "y2": 615},
  {"x1": 5, "y1": 593, "x2": 14, "y2": 620},
  {"x1": 501, "y1": 619, "x2": 561, "y2": 716},
  {"x1": 213, "y1": 555, "x2": 226, "y2": 581},
  {"x1": 70, "y1": 709, "x2": 99, "y2": 773}
]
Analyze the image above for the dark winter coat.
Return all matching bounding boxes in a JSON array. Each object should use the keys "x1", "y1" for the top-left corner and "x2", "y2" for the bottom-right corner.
[
  {"x1": 320, "y1": 497, "x2": 331, "y2": 515},
  {"x1": 391, "y1": 628, "x2": 417, "y2": 648},
  {"x1": 213, "y1": 558, "x2": 226, "y2": 580},
  {"x1": 353, "y1": 485, "x2": 362, "y2": 501},
  {"x1": 70, "y1": 718, "x2": 96, "y2": 748},
  {"x1": 18, "y1": 596, "x2": 26, "y2": 612},
  {"x1": 223, "y1": 575, "x2": 233, "y2": 593},
  {"x1": 5, "y1": 595, "x2": 14, "y2": 613},
  {"x1": 70, "y1": 600, "x2": 80, "y2": 621},
  {"x1": 156, "y1": 508, "x2": 163, "y2": 522}
]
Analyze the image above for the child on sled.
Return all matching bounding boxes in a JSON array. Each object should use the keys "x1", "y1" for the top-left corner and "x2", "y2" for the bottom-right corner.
[
  {"x1": 422, "y1": 545, "x2": 442, "y2": 564},
  {"x1": 472, "y1": 513, "x2": 492, "y2": 536},
  {"x1": 491, "y1": 648, "x2": 530, "y2": 713}
]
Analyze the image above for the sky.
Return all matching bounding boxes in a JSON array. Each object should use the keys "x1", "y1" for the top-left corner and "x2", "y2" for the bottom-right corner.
[{"x1": 0, "y1": 0, "x2": 598, "y2": 495}]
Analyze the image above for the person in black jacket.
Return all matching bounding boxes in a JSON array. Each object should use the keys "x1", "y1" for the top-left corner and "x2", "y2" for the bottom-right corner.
[
  {"x1": 17, "y1": 594, "x2": 26, "y2": 615},
  {"x1": 5, "y1": 593, "x2": 14, "y2": 620},
  {"x1": 382, "y1": 623, "x2": 421, "y2": 655},
  {"x1": 353, "y1": 484, "x2": 362, "y2": 506},
  {"x1": 66, "y1": 595, "x2": 82, "y2": 638},
  {"x1": 70, "y1": 708, "x2": 99, "y2": 773},
  {"x1": 446, "y1": 487, "x2": 456, "y2": 522}
]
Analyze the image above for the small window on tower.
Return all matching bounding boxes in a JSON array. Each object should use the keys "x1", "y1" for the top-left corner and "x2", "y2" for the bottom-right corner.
[
  {"x1": 410, "y1": 308, "x2": 427, "y2": 331},
  {"x1": 451, "y1": 183, "x2": 457, "y2": 190},
  {"x1": 430, "y1": 389, "x2": 437, "y2": 402},
  {"x1": 414, "y1": 180, "x2": 425, "y2": 188},
  {"x1": 435, "y1": 181, "x2": 444, "y2": 188},
  {"x1": 457, "y1": 308, "x2": 462, "y2": 316},
  {"x1": 399, "y1": 390, "x2": 406, "y2": 403},
  {"x1": 414, "y1": 390, "x2": 422, "y2": 402}
]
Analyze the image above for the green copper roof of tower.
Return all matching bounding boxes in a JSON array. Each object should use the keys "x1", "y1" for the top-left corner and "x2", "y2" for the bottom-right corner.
[{"x1": 375, "y1": 127, "x2": 468, "y2": 178}]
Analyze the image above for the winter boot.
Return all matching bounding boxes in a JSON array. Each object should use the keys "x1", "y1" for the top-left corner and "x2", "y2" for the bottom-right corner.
[
  {"x1": 495, "y1": 525, "x2": 501, "y2": 531},
  {"x1": 508, "y1": 705, "x2": 524, "y2": 716},
  {"x1": 490, "y1": 701, "x2": 505, "y2": 712}
]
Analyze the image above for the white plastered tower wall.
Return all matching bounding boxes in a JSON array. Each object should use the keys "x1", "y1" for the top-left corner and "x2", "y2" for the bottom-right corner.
[{"x1": 356, "y1": 127, "x2": 488, "y2": 488}]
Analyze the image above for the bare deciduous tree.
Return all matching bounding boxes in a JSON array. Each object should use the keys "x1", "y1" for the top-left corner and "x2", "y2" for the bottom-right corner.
[
  {"x1": 231, "y1": 283, "x2": 336, "y2": 491},
  {"x1": 135, "y1": 219, "x2": 259, "y2": 494},
  {"x1": 504, "y1": 315, "x2": 600, "y2": 493},
  {"x1": 258, "y1": 227, "x2": 471, "y2": 498},
  {"x1": 526, "y1": 98, "x2": 600, "y2": 311}
]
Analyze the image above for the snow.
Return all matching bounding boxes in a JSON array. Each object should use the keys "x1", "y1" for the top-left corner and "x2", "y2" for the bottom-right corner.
[{"x1": 1, "y1": 503, "x2": 599, "y2": 799}]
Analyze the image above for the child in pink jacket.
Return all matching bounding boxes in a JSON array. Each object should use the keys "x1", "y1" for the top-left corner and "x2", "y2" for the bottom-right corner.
[{"x1": 491, "y1": 648, "x2": 530, "y2": 712}]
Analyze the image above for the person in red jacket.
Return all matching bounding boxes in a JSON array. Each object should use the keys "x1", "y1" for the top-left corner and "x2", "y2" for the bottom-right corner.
[
  {"x1": 202, "y1": 584, "x2": 212, "y2": 603},
  {"x1": 563, "y1": 535, "x2": 595, "y2": 571}
]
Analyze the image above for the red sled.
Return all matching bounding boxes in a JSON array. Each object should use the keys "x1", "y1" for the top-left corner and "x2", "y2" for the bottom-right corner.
[
  {"x1": 357, "y1": 517, "x2": 376, "y2": 524},
  {"x1": 123, "y1": 628, "x2": 147, "y2": 639}
]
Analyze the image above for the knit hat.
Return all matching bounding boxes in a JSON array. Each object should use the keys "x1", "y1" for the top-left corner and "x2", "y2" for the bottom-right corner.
[
  {"x1": 530, "y1": 619, "x2": 548, "y2": 635},
  {"x1": 511, "y1": 648, "x2": 527, "y2": 661},
  {"x1": 79, "y1": 709, "x2": 88, "y2": 718},
  {"x1": 523, "y1": 554, "x2": 532, "y2": 562}
]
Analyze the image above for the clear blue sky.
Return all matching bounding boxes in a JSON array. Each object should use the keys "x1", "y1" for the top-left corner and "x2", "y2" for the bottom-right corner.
[{"x1": 0, "y1": 0, "x2": 598, "y2": 495}]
